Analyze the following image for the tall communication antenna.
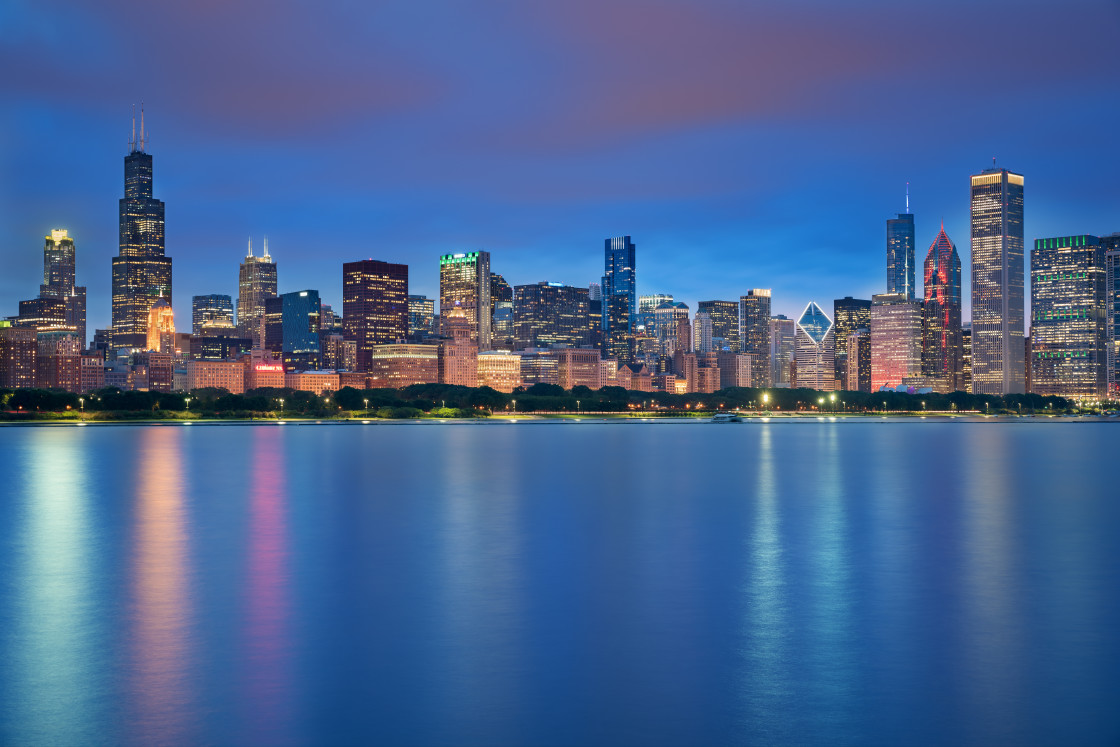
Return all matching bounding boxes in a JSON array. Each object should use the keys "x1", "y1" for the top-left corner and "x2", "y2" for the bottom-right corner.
[
  {"x1": 138, "y1": 102, "x2": 147, "y2": 152},
  {"x1": 906, "y1": 182, "x2": 910, "y2": 214}
]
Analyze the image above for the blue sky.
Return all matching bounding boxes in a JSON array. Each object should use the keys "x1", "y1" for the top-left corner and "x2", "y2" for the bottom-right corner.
[{"x1": 2, "y1": 0, "x2": 1118, "y2": 332}]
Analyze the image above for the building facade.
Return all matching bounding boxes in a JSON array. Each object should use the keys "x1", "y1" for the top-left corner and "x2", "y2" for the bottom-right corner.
[
  {"x1": 794, "y1": 302, "x2": 836, "y2": 391},
  {"x1": 342, "y1": 259, "x2": 409, "y2": 371},
  {"x1": 922, "y1": 226, "x2": 964, "y2": 392},
  {"x1": 19, "y1": 230, "x2": 87, "y2": 345},
  {"x1": 833, "y1": 297, "x2": 871, "y2": 390},
  {"x1": 871, "y1": 293, "x2": 923, "y2": 391},
  {"x1": 1105, "y1": 235, "x2": 1120, "y2": 397},
  {"x1": 111, "y1": 116, "x2": 172, "y2": 349},
  {"x1": 236, "y1": 238, "x2": 277, "y2": 346},
  {"x1": 970, "y1": 167, "x2": 1025, "y2": 394},
  {"x1": 368, "y1": 344, "x2": 439, "y2": 388},
  {"x1": 602, "y1": 236, "x2": 636, "y2": 335},
  {"x1": 769, "y1": 315, "x2": 795, "y2": 386},
  {"x1": 887, "y1": 211, "x2": 915, "y2": 300},
  {"x1": 740, "y1": 290, "x2": 772, "y2": 387},
  {"x1": 1030, "y1": 235, "x2": 1107, "y2": 398},
  {"x1": 193, "y1": 294, "x2": 234, "y2": 336},
  {"x1": 477, "y1": 351, "x2": 522, "y2": 392},
  {"x1": 440, "y1": 251, "x2": 492, "y2": 351},
  {"x1": 264, "y1": 290, "x2": 322, "y2": 370},
  {"x1": 697, "y1": 300, "x2": 739, "y2": 352},
  {"x1": 513, "y1": 282, "x2": 590, "y2": 350},
  {"x1": 438, "y1": 307, "x2": 478, "y2": 387}
]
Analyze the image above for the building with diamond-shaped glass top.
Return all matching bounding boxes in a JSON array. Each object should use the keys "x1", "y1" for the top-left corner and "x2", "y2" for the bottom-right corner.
[{"x1": 794, "y1": 301, "x2": 836, "y2": 391}]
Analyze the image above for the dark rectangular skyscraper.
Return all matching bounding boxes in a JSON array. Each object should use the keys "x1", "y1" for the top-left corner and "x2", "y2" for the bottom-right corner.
[
  {"x1": 833, "y1": 296, "x2": 871, "y2": 390},
  {"x1": 343, "y1": 259, "x2": 409, "y2": 372},
  {"x1": 514, "y1": 282, "x2": 590, "y2": 350},
  {"x1": 887, "y1": 211, "x2": 915, "y2": 300},
  {"x1": 192, "y1": 294, "x2": 234, "y2": 335},
  {"x1": 697, "y1": 300, "x2": 740, "y2": 352},
  {"x1": 970, "y1": 167, "x2": 1025, "y2": 394},
  {"x1": 740, "y1": 290, "x2": 772, "y2": 387},
  {"x1": 111, "y1": 112, "x2": 171, "y2": 349},
  {"x1": 602, "y1": 236, "x2": 636, "y2": 335}
]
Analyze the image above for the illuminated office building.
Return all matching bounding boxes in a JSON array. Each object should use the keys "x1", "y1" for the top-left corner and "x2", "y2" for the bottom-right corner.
[
  {"x1": 847, "y1": 326, "x2": 871, "y2": 393},
  {"x1": 477, "y1": 351, "x2": 522, "y2": 392},
  {"x1": 513, "y1": 282, "x2": 590, "y2": 349},
  {"x1": 887, "y1": 209, "x2": 915, "y2": 300},
  {"x1": 264, "y1": 290, "x2": 322, "y2": 370},
  {"x1": 794, "y1": 302, "x2": 836, "y2": 391},
  {"x1": 1105, "y1": 235, "x2": 1120, "y2": 397},
  {"x1": 695, "y1": 312, "x2": 713, "y2": 354},
  {"x1": 146, "y1": 296, "x2": 175, "y2": 353},
  {"x1": 438, "y1": 306, "x2": 478, "y2": 387},
  {"x1": 408, "y1": 295, "x2": 436, "y2": 339},
  {"x1": 637, "y1": 294, "x2": 672, "y2": 330},
  {"x1": 769, "y1": 315, "x2": 795, "y2": 386},
  {"x1": 368, "y1": 344, "x2": 438, "y2": 388},
  {"x1": 192, "y1": 294, "x2": 234, "y2": 336},
  {"x1": 602, "y1": 236, "x2": 636, "y2": 334},
  {"x1": 833, "y1": 297, "x2": 871, "y2": 390},
  {"x1": 922, "y1": 226, "x2": 964, "y2": 392},
  {"x1": 490, "y1": 274, "x2": 513, "y2": 348},
  {"x1": 440, "y1": 251, "x2": 491, "y2": 350},
  {"x1": 0, "y1": 325, "x2": 38, "y2": 388},
  {"x1": 604, "y1": 294, "x2": 633, "y2": 362},
  {"x1": 698, "y1": 300, "x2": 739, "y2": 352},
  {"x1": 19, "y1": 229, "x2": 87, "y2": 344},
  {"x1": 1030, "y1": 235, "x2": 1106, "y2": 398},
  {"x1": 740, "y1": 290, "x2": 771, "y2": 387},
  {"x1": 343, "y1": 259, "x2": 409, "y2": 371},
  {"x1": 970, "y1": 166, "x2": 1025, "y2": 394},
  {"x1": 236, "y1": 237, "x2": 278, "y2": 346},
  {"x1": 111, "y1": 110, "x2": 172, "y2": 349},
  {"x1": 871, "y1": 293, "x2": 923, "y2": 391}
]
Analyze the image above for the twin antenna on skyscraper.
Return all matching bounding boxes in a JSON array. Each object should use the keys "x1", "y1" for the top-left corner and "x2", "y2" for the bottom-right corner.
[
  {"x1": 247, "y1": 236, "x2": 271, "y2": 259},
  {"x1": 128, "y1": 103, "x2": 147, "y2": 153}
]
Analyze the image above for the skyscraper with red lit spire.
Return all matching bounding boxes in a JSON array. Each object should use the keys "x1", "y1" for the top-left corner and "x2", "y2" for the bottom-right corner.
[{"x1": 922, "y1": 224, "x2": 964, "y2": 391}]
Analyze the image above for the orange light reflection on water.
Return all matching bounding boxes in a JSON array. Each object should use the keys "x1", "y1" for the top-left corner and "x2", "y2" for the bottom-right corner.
[{"x1": 129, "y1": 426, "x2": 193, "y2": 743}]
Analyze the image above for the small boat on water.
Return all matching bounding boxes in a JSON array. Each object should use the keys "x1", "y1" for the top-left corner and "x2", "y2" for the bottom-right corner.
[{"x1": 711, "y1": 413, "x2": 742, "y2": 423}]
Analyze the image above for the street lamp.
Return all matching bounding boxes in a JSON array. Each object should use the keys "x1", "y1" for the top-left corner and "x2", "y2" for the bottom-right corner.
[
  {"x1": 185, "y1": 397, "x2": 191, "y2": 411},
  {"x1": 279, "y1": 398, "x2": 285, "y2": 414},
  {"x1": 79, "y1": 397, "x2": 84, "y2": 413},
  {"x1": 829, "y1": 392, "x2": 836, "y2": 412},
  {"x1": 364, "y1": 398, "x2": 369, "y2": 411},
  {"x1": 512, "y1": 399, "x2": 517, "y2": 412},
  {"x1": 762, "y1": 392, "x2": 769, "y2": 411},
  {"x1": 576, "y1": 400, "x2": 580, "y2": 412}
]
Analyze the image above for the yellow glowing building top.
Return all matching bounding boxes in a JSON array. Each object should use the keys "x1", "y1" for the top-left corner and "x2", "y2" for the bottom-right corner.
[{"x1": 147, "y1": 296, "x2": 175, "y2": 352}]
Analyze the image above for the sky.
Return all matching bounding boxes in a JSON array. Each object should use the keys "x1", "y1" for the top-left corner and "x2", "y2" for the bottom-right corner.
[{"x1": 2, "y1": 0, "x2": 1119, "y2": 335}]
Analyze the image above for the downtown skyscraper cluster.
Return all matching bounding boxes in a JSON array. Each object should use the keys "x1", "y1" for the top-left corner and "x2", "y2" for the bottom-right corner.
[{"x1": 2, "y1": 116, "x2": 1118, "y2": 403}]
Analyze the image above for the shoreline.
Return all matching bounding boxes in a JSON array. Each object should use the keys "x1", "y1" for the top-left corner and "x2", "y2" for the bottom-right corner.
[{"x1": 0, "y1": 412, "x2": 1112, "y2": 426}]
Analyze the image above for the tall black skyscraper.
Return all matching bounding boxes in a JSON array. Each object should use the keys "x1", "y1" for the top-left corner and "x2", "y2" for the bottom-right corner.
[
  {"x1": 887, "y1": 191, "x2": 915, "y2": 300},
  {"x1": 111, "y1": 109, "x2": 171, "y2": 349}
]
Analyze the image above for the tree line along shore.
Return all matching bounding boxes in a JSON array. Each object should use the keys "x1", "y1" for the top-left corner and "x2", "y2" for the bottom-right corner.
[{"x1": 0, "y1": 383, "x2": 1081, "y2": 421}]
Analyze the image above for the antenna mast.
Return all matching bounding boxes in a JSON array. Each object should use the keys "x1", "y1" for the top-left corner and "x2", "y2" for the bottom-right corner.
[{"x1": 906, "y1": 182, "x2": 910, "y2": 214}]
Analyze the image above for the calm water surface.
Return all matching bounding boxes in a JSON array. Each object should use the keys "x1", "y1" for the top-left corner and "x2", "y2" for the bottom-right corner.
[{"x1": 1, "y1": 421, "x2": 1118, "y2": 746}]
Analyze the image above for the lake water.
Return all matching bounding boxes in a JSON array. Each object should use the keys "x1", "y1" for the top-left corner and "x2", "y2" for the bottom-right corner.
[{"x1": 1, "y1": 420, "x2": 1118, "y2": 746}]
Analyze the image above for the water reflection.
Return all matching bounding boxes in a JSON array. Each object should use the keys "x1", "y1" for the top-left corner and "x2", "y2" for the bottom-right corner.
[
  {"x1": 739, "y1": 425, "x2": 792, "y2": 735},
  {"x1": 434, "y1": 426, "x2": 526, "y2": 741},
  {"x1": 7, "y1": 430, "x2": 102, "y2": 745},
  {"x1": 959, "y1": 426, "x2": 1025, "y2": 745},
  {"x1": 128, "y1": 426, "x2": 193, "y2": 743},
  {"x1": 241, "y1": 426, "x2": 295, "y2": 742}
]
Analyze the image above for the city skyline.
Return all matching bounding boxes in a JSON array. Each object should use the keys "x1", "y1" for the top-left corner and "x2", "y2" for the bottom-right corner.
[{"x1": 3, "y1": 2, "x2": 1118, "y2": 333}]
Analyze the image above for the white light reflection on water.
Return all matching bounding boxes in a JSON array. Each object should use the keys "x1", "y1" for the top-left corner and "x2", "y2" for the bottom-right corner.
[
  {"x1": 738, "y1": 423, "x2": 793, "y2": 739},
  {"x1": 433, "y1": 425, "x2": 528, "y2": 742},
  {"x1": 959, "y1": 425, "x2": 1027, "y2": 745},
  {"x1": 6, "y1": 429, "x2": 102, "y2": 746}
]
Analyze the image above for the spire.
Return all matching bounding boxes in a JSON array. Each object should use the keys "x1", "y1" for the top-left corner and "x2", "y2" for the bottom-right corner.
[
  {"x1": 247, "y1": 236, "x2": 253, "y2": 257},
  {"x1": 263, "y1": 236, "x2": 271, "y2": 260},
  {"x1": 138, "y1": 103, "x2": 146, "y2": 152},
  {"x1": 130, "y1": 104, "x2": 136, "y2": 152},
  {"x1": 905, "y1": 182, "x2": 910, "y2": 214}
]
